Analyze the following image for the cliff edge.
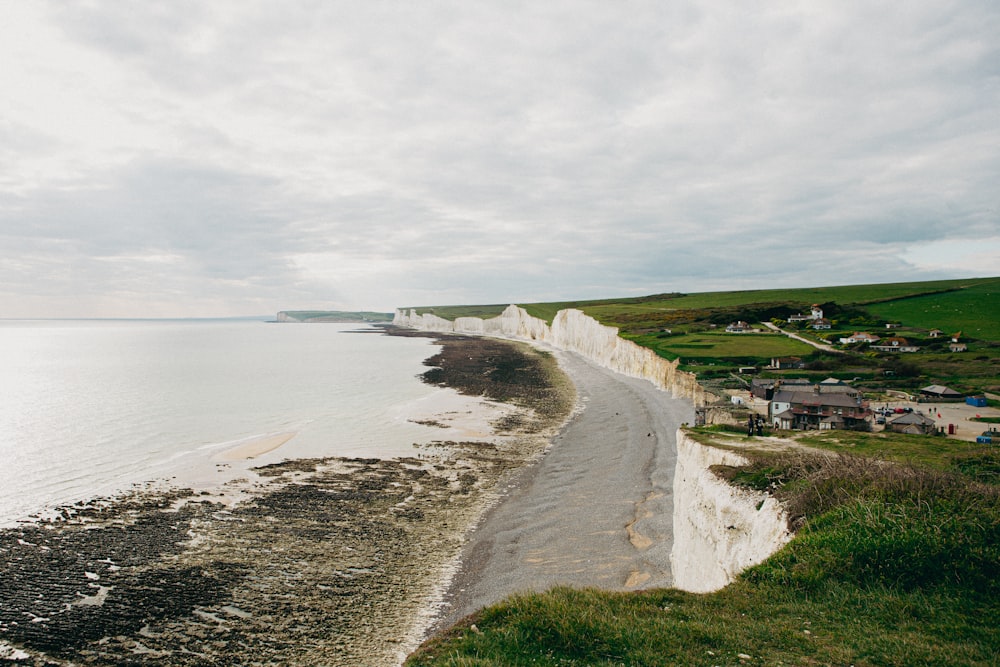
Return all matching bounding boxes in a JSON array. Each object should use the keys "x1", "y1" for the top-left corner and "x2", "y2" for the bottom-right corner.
[{"x1": 670, "y1": 430, "x2": 792, "y2": 592}]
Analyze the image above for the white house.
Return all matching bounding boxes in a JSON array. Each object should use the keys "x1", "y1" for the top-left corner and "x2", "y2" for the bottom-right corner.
[{"x1": 840, "y1": 332, "x2": 881, "y2": 344}]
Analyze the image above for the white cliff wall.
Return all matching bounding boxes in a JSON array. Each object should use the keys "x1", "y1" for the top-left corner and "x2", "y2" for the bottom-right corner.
[
  {"x1": 394, "y1": 306, "x2": 791, "y2": 592},
  {"x1": 670, "y1": 431, "x2": 792, "y2": 593},
  {"x1": 394, "y1": 305, "x2": 708, "y2": 405}
]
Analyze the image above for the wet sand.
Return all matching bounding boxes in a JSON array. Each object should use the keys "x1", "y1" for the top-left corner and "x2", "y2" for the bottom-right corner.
[
  {"x1": 430, "y1": 350, "x2": 695, "y2": 632},
  {"x1": 212, "y1": 431, "x2": 298, "y2": 461}
]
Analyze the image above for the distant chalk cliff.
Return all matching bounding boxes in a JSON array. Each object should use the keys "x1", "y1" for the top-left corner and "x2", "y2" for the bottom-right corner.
[{"x1": 393, "y1": 304, "x2": 709, "y2": 405}]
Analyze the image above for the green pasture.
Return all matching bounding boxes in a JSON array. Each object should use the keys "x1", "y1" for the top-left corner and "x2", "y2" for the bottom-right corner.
[
  {"x1": 625, "y1": 331, "x2": 815, "y2": 362},
  {"x1": 864, "y1": 278, "x2": 1000, "y2": 342}
]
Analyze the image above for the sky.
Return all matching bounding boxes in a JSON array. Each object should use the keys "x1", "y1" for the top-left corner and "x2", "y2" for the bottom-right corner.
[{"x1": 2, "y1": 1, "x2": 998, "y2": 318}]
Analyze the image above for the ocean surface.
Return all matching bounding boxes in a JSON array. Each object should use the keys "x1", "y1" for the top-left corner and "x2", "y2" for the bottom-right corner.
[{"x1": 0, "y1": 319, "x2": 448, "y2": 526}]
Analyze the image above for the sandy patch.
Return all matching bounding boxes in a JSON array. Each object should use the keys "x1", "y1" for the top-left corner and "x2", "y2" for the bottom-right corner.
[
  {"x1": 394, "y1": 388, "x2": 518, "y2": 440},
  {"x1": 212, "y1": 432, "x2": 297, "y2": 462}
]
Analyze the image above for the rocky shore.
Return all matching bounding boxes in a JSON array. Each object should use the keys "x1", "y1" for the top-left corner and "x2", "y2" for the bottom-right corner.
[{"x1": 0, "y1": 330, "x2": 574, "y2": 666}]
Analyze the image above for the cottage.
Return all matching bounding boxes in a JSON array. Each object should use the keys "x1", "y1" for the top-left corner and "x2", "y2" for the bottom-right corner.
[
  {"x1": 839, "y1": 332, "x2": 881, "y2": 344},
  {"x1": 810, "y1": 318, "x2": 832, "y2": 330},
  {"x1": 887, "y1": 412, "x2": 937, "y2": 435},
  {"x1": 788, "y1": 304, "x2": 824, "y2": 323},
  {"x1": 871, "y1": 337, "x2": 918, "y2": 353},
  {"x1": 770, "y1": 385, "x2": 871, "y2": 431},
  {"x1": 929, "y1": 329, "x2": 944, "y2": 338},
  {"x1": 950, "y1": 342, "x2": 968, "y2": 352},
  {"x1": 770, "y1": 356, "x2": 805, "y2": 369},
  {"x1": 726, "y1": 321, "x2": 752, "y2": 333}
]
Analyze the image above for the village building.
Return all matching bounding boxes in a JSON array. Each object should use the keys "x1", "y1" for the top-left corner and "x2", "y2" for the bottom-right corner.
[
  {"x1": 887, "y1": 412, "x2": 937, "y2": 435},
  {"x1": 839, "y1": 332, "x2": 881, "y2": 344},
  {"x1": 871, "y1": 336, "x2": 918, "y2": 353},
  {"x1": 929, "y1": 329, "x2": 944, "y2": 338},
  {"x1": 769, "y1": 384, "x2": 871, "y2": 431},
  {"x1": 788, "y1": 304, "x2": 824, "y2": 323},
  {"x1": 950, "y1": 342, "x2": 968, "y2": 352},
  {"x1": 919, "y1": 385, "x2": 963, "y2": 400},
  {"x1": 726, "y1": 320, "x2": 752, "y2": 333},
  {"x1": 810, "y1": 317, "x2": 832, "y2": 330},
  {"x1": 770, "y1": 356, "x2": 805, "y2": 370},
  {"x1": 750, "y1": 378, "x2": 812, "y2": 400}
]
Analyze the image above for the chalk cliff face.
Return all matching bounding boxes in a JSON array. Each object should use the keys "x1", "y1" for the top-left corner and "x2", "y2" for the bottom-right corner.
[
  {"x1": 394, "y1": 305, "x2": 708, "y2": 405},
  {"x1": 670, "y1": 431, "x2": 792, "y2": 593},
  {"x1": 394, "y1": 306, "x2": 788, "y2": 592}
]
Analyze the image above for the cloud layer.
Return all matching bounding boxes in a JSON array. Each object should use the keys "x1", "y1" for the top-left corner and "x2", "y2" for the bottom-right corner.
[{"x1": 2, "y1": 1, "x2": 998, "y2": 316}]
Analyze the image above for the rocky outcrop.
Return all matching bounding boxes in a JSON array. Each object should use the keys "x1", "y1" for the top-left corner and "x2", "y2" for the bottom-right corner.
[
  {"x1": 394, "y1": 305, "x2": 709, "y2": 405},
  {"x1": 670, "y1": 431, "x2": 792, "y2": 593}
]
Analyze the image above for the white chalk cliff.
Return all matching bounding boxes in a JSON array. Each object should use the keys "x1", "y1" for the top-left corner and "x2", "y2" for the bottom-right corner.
[
  {"x1": 670, "y1": 431, "x2": 792, "y2": 592},
  {"x1": 394, "y1": 304, "x2": 708, "y2": 405},
  {"x1": 395, "y1": 304, "x2": 792, "y2": 592}
]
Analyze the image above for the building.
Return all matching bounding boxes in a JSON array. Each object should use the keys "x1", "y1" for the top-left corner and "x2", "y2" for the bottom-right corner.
[
  {"x1": 950, "y1": 342, "x2": 968, "y2": 352},
  {"x1": 726, "y1": 321, "x2": 752, "y2": 333},
  {"x1": 750, "y1": 378, "x2": 812, "y2": 400},
  {"x1": 839, "y1": 332, "x2": 881, "y2": 344},
  {"x1": 871, "y1": 337, "x2": 918, "y2": 353},
  {"x1": 810, "y1": 318, "x2": 832, "y2": 330},
  {"x1": 788, "y1": 304, "x2": 824, "y2": 323},
  {"x1": 920, "y1": 385, "x2": 962, "y2": 400},
  {"x1": 770, "y1": 385, "x2": 871, "y2": 431},
  {"x1": 929, "y1": 329, "x2": 944, "y2": 338},
  {"x1": 770, "y1": 356, "x2": 805, "y2": 369},
  {"x1": 887, "y1": 412, "x2": 937, "y2": 435}
]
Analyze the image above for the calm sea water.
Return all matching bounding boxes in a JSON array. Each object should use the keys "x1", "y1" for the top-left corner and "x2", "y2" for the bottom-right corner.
[{"x1": 0, "y1": 319, "x2": 445, "y2": 526}]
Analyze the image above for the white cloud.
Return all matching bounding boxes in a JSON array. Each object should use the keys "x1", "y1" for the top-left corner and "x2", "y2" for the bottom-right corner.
[{"x1": 0, "y1": 0, "x2": 997, "y2": 317}]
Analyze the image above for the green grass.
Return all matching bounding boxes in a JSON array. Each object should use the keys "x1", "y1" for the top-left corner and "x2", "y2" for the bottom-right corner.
[
  {"x1": 406, "y1": 436, "x2": 1000, "y2": 666},
  {"x1": 624, "y1": 330, "x2": 815, "y2": 363},
  {"x1": 864, "y1": 278, "x2": 1000, "y2": 342},
  {"x1": 795, "y1": 430, "x2": 994, "y2": 472}
]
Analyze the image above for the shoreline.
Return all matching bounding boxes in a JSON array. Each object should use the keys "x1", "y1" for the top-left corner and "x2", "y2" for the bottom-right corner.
[
  {"x1": 0, "y1": 330, "x2": 574, "y2": 666},
  {"x1": 426, "y1": 348, "x2": 694, "y2": 633}
]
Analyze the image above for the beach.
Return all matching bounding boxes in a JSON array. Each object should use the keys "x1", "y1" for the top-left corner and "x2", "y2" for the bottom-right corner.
[
  {"x1": 0, "y1": 330, "x2": 574, "y2": 665},
  {"x1": 429, "y1": 348, "x2": 694, "y2": 632},
  {"x1": 0, "y1": 329, "x2": 689, "y2": 665}
]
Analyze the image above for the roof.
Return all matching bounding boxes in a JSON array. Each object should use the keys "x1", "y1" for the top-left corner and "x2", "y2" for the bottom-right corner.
[
  {"x1": 772, "y1": 389, "x2": 862, "y2": 408},
  {"x1": 920, "y1": 385, "x2": 962, "y2": 397},
  {"x1": 889, "y1": 412, "x2": 936, "y2": 426}
]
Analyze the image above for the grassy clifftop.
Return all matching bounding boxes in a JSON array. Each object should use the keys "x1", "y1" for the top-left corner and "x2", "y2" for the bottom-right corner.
[
  {"x1": 403, "y1": 277, "x2": 1000, "y2": 394},
  {"x1": 407, "y1": 429, "x2": 999, "y2": 666}
]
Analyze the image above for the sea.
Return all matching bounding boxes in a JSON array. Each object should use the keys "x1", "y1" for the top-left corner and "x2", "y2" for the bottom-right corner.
[{"x1": 0, "y1": 318, "x2": 449, "y2": 527}]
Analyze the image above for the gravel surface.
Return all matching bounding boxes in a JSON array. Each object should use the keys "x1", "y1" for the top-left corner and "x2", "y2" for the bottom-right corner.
[{"x1": 429, "y1": 350, "x2": 695, "y2": 633}]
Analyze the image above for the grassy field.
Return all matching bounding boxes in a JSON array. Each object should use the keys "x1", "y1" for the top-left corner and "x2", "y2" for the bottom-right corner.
[
  {"x1": 402, "y1": 277, "x2": 1000, "y2": 393},
  {"x1": 406, "y1": 431, "x2": 1000, "y2": 666},
  {"x1": 863, "y1": 278, "x2": 1000, "y2": 341},
  {"x1": 624, "y1": 330, "x2": 815, "y2": 363}
]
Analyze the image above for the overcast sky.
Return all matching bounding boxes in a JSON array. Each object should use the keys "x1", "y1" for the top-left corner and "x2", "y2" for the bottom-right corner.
[{"x1": 2, "y1": 1, "x2": 998, "y2": 317}]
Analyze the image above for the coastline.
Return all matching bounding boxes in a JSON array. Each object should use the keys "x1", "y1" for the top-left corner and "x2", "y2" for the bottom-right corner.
[
  {"x1": 0, "y1": 329, "x2": 573, "y2": 666},
  {"x1": 427, "y1": 348, "x2": 694, "y2": 633}
]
